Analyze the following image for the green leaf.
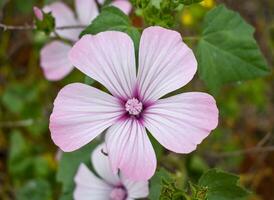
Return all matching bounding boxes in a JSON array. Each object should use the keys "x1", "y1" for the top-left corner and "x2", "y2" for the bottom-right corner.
[
  {"x1": 198, "y1": 169, "x2": 249, "y2": 200},
  {"x1": 151, "y1": 0, "x2": 161, "y2": 9},
  {"x1": 150, "y1": 168, "x2": 189, "y2": 200},
  {"x1": 43, "y1": 0, "x2": 56, "y2": 4},
  {"x1": 132, "y1": 0, "x2": 182, "y2": 27},
  {"x1": 80, "y1": 6, "x2": 140, "y2": 53},
  {"x1": 180, "y1": 0, "x2": 203, "y2": 5},
  {"x1": 2, "y1": 83, "x2": 39, "y2": 113},
  {"x1": 197, "y1": 5, "x2": 270, "y2": 93},
  {"x1": 8, "y1": 131, "x2": 33, "y2": 180},
  {"x1": 84, "y1": 76, "x2": 95, "y2": 85},
  {"x1": 59, "y1": 193, "x2": 73, "y2": 200},
  {"x1": 16, "y1": 180, "x2": 52, "y2": 200},
  {"x1": 9, "y1": 131, "x2": 29, "y2": 163},
  {"x1": 57, "y1": 141, "x2": 99, "y2": 198},
  {"x1": 148, "y1": 133, "x2": 164, "y2": 159},
  {"x1": 8, "y1": 131, "x2": 53, "y2": 183},
  {"x1": 149, "y1": 169, "x2": 173, "y2": 200}
]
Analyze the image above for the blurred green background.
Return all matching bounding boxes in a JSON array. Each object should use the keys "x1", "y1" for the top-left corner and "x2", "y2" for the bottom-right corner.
[{"x1": 0, "y1": 0, "x2": 273, "y2": 199}]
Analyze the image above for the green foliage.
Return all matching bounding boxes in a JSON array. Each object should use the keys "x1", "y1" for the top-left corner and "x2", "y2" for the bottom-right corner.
[
  {"x1": 2, "y1": 1, "x2": 273, "y2": 200},
  {"x1": 132, "y1": 0, "x2": 183, "y2": 27},
  {"x1": 2, "y1": 82, "x2": 48, "y2": 135},
  {"x1": 8, "y1": 131, "x2": 33, "y2": 180},
  {"x1": 197, "y1": 5, "x2": 270, "y2": 93},
  {"x1": 43, "y1": 0, "x2": 57, "y2": 4},
  {"x1": 198, "y1": 169, "x2": 250, "y2": 200},
  {"x1": 56, "y1": 141, "x2": 99, "y2": 199},
  {"x1": 35, "y1": 12, "x2": 55, "y2": 35},
  {"x1": 149, "y1": 169, "x2": 189, "y2": 200},
  {"x1": 2, "y1": 83, "x2": 38, "y2": 114},
  {"x1": 148, "y1": 133, "x2": 164, "y2": 159},
  {"x1": 149, "y1": 168, "x2": 249, "y2": 200},
  {"x1": 8, "y1": 131, "x2": 53, "y2": 181},
  {"x1": 149, "y1": 168, "x2": 174, "y2": 199},
  {"x1": 16, "y1": 180, "x2": 52, "y2": 200},
  {"x1": 179, "y1": 0, "x2": 203, "y2": 5},
  {"x1": 149, "y1": 169, "x2": 169, "y2": 199},
  {"x1": 186, "y1": 155, "x2": 209, "y2": 181},
  {"x1": 15, "y1": 0, "x2": 35, "y2": 13},
  {"x1": 84, "y1": 76, "x2": 95, "y2": 85},
  {"x1": 132, "y1": 0, "x2": 201, "y2": 27},
  {"x1": 81, "y1": 6, "x2": 140, "y2": 53}
]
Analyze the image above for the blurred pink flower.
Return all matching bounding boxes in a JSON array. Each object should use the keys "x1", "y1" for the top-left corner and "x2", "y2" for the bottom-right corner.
[
  {"x1": 40, "y1": 0, "x2": 130, "y2": 81},
  {"x1": 40, "y1": 0, "x2": 99, "y2": 81},
  {"x1": 98, "y1": 0, "x2": 132, "y2": 15},
  {"x1": 33, "y1": 6, "x2": 43, "y2": 21},
  {"x1": 74, "y1": 144, "x2": 149, "y2": 200},
  {"x1": 50, "y1": 26, "x2": 219, "y2": 180}
]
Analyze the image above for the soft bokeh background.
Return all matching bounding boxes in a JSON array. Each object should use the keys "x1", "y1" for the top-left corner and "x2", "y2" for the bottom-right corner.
[{"x1": 0, "y1": 0, "x2": 273, "y2": 199}]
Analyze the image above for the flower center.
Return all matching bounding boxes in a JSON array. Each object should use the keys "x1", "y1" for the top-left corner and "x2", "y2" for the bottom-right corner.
[
  {"x1": 110, "y1": 187, "x2": 127, "y2": 200},
  {"x1": 125, "y1": 98, "x2": 143, "y2": 115}
]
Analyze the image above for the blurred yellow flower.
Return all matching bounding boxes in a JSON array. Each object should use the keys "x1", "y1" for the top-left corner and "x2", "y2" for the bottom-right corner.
[
  {"x1": 181, "y1": 10, "x2": 194, "y2": 26},
  {"x1": 200, "y1": 0, "x2": 215, "y2": 9}
]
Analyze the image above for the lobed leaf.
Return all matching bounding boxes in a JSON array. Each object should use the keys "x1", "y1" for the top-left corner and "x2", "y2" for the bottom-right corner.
[
  {"x1": 197, "y1": 5, "x2": 270, "y2": 93},
  {"x1": 198, "y1": 169, "x2": 250, "y2": 200}
]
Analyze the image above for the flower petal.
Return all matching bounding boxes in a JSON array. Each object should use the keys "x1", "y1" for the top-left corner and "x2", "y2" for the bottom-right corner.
[
  {"x1": 105, "y1": 119, "x2": 156, "y2": 181},
  {"x1": 75, "y1": 0, "x2": 99, "y2": 25},
  {"x1": 74, "y1": 163, "x2": 112, "y2": 200},
  {"x1": 137, "y1": 26, "x2": 197, "y2": 102},
  {"x1": 33, "y1": 6, "x2": 43, "y2": 21},
  {"x1": 97, "y1": 0, "x2": 105, "y2": 4},
  {"x1": 92, "y1": 143, "x2": 120, "y2": 186},
  {"x1": 144, "y1": 92, "x2": 218, "y2": 153},
  {"x1": 121, "y1": 175, "x2": 149, "y2": 199},
  {"x1": 69, "y1": 32, "x2": 136, "y2": 100},
  {"x1": 44, "y1": 2, "x2": 81, "y2": 41},
  {"x1": 50, "y1": 83, "x2": 123, "y2": 152},
  {"x1": 40, "y1": 41, "x2": 73, "y2": 81},
  {"x1": 112, "y1": 0, "x2": 132, "y2": 15}
]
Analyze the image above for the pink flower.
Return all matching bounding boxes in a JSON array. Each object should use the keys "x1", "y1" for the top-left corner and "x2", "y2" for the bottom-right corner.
[
  {"x1": 74, "y1": 144, "x2": 149, "y2": 199},
  {"x1": 50, "y1": 26, "x2": 219, "y2": 180},
  {"x1": 98, "y1": 0, "x2": 132, "y2": 15},
  {"x1": 40, "y1": 0, "x2": 130, "y2": 81},
  {"x1": 33, "y1": 6, "x2": 43, "y2": 21},
  {"x1": 40, "y1": 0, "x2": 99, "y2": 81}
]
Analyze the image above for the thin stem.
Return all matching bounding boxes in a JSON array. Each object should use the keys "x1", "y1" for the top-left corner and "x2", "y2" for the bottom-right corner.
[
  {"x1": 0, "y1": 23, "x2": 86, "y2": 31},
  {"x1": 53, "y1": 30, "x2": 63, "y2": 41},
  {"x1": 56, "y1": 25, "x2": 86, "y2": 30},
  {"x1": 0, "y1": 23, "x2": 34, "y2": 31}
]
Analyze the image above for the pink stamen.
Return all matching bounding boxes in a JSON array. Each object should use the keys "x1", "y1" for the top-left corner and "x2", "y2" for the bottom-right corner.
[
  {"x1": 110, "y1": 187, "x2": 127, "y2": 200},
  {"x1": 125, "y1": 98, "x2": 143, "y2": 115}
]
